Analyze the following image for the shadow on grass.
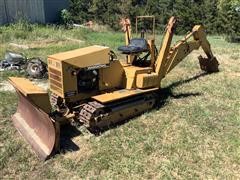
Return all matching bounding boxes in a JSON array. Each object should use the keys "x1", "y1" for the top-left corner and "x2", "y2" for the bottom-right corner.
[
  {"x1": 60, "y1": 124, "x2": 82, "y2": 152},
  {"x1": 156, "y1": 72, "x2": 208, "y2": 108},
  {"x1": 59, "y1": 72, "x2": 209, "y2": 153}
]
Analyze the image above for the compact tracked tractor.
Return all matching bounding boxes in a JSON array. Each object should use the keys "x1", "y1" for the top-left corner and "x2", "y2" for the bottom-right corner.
[{"x1": 9, "y1": 16, "x2": 219, "y2": 160}]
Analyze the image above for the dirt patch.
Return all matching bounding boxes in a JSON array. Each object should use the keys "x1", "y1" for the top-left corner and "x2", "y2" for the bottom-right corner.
[
  {"x1": 29, "y1": 39, "x2": 84, "y2": 49},
  {"x1": 9, "y1": 38, "x2": 84, "y2": 50},
  {"x1": 0, "y1": 81, "x2": 15, "y2": 92},
  {"x1": 227, "y1": 72, "x2": 240, "y2": 77}
]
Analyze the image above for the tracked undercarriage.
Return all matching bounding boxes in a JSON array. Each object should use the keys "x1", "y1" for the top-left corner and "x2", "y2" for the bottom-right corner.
[{"x1": 51, "y1": 91, "x2": 157, "y2": 129}]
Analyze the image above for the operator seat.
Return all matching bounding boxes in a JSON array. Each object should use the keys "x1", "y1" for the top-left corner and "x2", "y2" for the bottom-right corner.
[{"x1": 118, "y1": 38, "x2": 149, "y2": 54}]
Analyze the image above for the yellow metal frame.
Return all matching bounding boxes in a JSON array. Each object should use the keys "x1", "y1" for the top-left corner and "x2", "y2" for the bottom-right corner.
[{"x1": 9, "y1": 77, "x2": 51, "y2": 113}]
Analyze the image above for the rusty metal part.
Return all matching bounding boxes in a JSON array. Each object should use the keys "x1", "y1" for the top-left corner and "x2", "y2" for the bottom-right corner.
[
  {"x1": 50, "y1": 93, "x2": 59, "y2": 108},
  {"x1": 26, "y1": 58, "x2": 48, "y2": 79},
  {"x1": 79, "y1": 101, "x2": 105, "y2": 126},
  {"x1": 198, "y1": 56, "x2": 219, "y2": 73},
  {"x1": 12, "y1": 90, "x2": 57, "y2": 160}
]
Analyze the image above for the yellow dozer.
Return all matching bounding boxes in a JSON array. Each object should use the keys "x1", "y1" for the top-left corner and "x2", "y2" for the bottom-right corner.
[{"x1": 9, "y1": 17, "x2": 219, "y2": 160}]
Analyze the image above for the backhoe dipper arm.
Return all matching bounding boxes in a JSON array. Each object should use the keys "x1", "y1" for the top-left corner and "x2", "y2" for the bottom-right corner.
[{"x1": 155, "y1": 18, "x2": 219, "y2": 83}]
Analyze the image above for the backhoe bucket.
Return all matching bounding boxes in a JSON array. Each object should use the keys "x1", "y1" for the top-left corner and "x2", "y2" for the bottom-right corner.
[
  {"x1": 198, "y1": 55, "x2": 219, "y2": 73},
  {"x1": 9, "y1": 77, "x2": 57, "y2": 160}
]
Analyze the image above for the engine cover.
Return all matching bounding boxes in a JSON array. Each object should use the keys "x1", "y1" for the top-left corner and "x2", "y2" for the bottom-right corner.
[{"x1": 47, "y1": 45, "x2": 110, "y2": 101}]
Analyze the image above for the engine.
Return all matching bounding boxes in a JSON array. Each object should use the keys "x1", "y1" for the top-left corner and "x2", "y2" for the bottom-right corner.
[{"x1": 77, "y1": 69, "x2": 99, "y2": 92}]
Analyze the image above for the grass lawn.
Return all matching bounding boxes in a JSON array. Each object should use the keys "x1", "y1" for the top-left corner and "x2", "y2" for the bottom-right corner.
[{"x1": 0, "y1": 23, "x2": 240, "y2": 179}]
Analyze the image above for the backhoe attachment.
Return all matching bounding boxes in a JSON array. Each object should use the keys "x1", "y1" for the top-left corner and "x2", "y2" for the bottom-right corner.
[
  {"x1": 155, "y1": 17, "x2": 219, "y2": 82},
  {"x1": 9, "y1": 77, "x2": 58, "y2": 160}
]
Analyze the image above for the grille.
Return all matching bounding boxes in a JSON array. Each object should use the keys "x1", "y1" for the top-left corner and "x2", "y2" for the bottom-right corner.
[{"x1": 49, "y1": 67, "x2": 62, "y2": 94}]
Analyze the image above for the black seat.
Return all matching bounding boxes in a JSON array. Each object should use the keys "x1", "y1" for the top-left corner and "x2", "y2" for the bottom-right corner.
[{"x1": 118, "y1": 38, "x2": 149, "y2": 54}]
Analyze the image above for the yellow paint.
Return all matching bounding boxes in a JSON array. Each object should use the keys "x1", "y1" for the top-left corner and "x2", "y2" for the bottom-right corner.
[
  {"x1": 48, "y1": 45, "x2": 110, "y2": 67},
  {"x1": 92, "y1": 88, "x2": 158, "y2": 103}
]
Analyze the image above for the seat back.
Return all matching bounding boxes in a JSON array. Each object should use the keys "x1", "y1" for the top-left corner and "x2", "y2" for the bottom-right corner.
[
  {"x1": 118, "y1": 38, "x2": 149, "y2": 54},
  {"x1": 129, "y1": 38, "x2": 148, "y2": 51}
]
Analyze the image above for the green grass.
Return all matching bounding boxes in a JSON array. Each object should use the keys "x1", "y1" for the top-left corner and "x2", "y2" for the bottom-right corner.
[{"x1": 0, "y1": 23, "x2": 240, "y2": 179}]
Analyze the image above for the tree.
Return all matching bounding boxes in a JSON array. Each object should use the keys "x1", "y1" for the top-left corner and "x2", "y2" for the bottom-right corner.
[
  {"x1": 218, "y1": 0, "x2": 240, "y2": 41},
  {"x1": 69, "y1": 0, "x2": 93, "y2": 23},
  {"x1": 67, "y1": 0, "x2": 240, "y2": 37}
]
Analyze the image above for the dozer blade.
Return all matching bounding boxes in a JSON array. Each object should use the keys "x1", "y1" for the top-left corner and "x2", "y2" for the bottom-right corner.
[{"x1": 9, "y1": 77, "x2": 56, "y2": 160}]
